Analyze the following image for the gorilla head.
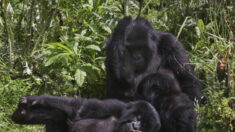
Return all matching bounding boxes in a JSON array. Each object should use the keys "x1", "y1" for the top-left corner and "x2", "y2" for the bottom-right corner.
[
  {"x1": 137, "y1": 69, "x2": 182, "y2": 103},
  {"x1": 137, "y1": 71, "x2": 196, "y2": 132},
  {"x1": 123, "y1": 17, "x2": 158, "y2": 75}
]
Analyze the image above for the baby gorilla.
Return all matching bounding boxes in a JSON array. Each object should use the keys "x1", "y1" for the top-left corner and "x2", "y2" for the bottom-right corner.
[
  {"x1": 12, "y1": 95, "x2": 161, "y2": 132},
  {"x1": 137, "y1": 70, "x2": 196, "y2": 132}
]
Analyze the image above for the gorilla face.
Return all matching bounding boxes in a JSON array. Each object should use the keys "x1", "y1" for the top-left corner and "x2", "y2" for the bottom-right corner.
[
  {"x1": 123, "y1": 18, "x2": 157, "y2": 75},
  {"x1": 123, "y1": 44, "x2": 149, "y2": 74}
]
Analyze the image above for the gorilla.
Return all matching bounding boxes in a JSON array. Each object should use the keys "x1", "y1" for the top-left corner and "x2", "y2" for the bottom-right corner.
[
  {"x1": 12, "y1": 95, "x2": 161, "y2": 132},
  {"x1": 105, "y1": 16, "x2": 201, "y2": 102},
  {"x1": 137, "y1": 69, "x2": 196, "y2": 132},
  {"x1": 12, "y1": 104, "x2": 121, "y2": 132}
]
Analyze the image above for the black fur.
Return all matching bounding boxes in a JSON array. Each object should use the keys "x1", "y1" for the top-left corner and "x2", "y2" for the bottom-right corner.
[
  {"x1": 12, "y1": 100, "x2": 68, "y2": 132},
  {"x1": 12, "y1": 95, "x2": 161, "y2": 132},
  {"x1": 105, "y1": 16, "x2": 201, "y2": 101},
  {"x1": 137, "y1": 70, "x2": 196, "y2": 132}
]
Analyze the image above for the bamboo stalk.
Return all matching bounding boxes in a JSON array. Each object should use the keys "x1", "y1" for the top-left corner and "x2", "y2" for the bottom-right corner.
[
  {"x1": 1, "y1": 1, "x2": 14, "y2": 70},
  {"x1": 31, "y1": 8, "x2": 55, "y2": 56}
]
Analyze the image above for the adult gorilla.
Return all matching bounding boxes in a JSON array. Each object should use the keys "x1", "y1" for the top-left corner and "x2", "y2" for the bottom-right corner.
[
  {"x1": 106, "y1": 17, "x2": 201, "y2": 101},
  {"x1": 105, "y1": 16, "x2": 201, "y2": 102}
]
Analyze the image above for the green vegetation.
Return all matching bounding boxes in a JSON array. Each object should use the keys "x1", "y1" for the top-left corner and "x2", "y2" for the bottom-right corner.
[{"x1": 0, "y1": 0, "x2": 234, "y2": 131}]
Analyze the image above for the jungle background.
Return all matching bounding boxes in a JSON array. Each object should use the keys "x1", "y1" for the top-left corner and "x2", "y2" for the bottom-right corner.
[{"x1": 0, "y1": 0, "x2": 234, "y2": 131}]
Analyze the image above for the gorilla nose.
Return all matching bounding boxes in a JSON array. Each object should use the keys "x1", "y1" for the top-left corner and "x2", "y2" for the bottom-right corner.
[{"x1": 133, "y1": 54, "x2": 142, "y2": 62}]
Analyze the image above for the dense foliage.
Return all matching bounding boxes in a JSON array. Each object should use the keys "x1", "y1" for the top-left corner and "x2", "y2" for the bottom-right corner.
[{"x1": 0, "y1": 0, "x2": 234, "y2": 131}]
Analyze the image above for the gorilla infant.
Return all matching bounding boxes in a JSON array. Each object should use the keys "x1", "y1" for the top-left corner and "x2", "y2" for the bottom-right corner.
[
  {"x1": 137, "y1": 69, "x2": 196, "y2": 132},
  {"x1": 12, "y1": 95, "x2": 161, "y2": 132}
]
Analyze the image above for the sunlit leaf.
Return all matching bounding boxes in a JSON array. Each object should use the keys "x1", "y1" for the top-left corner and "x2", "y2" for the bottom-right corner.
[
  {"x1": 198, "y1": 19, "x2": 205, "y2": 33},
  {"x1": 48, "y1": 43, "x2": 74, "y2": 54},
  {"x1": 195, "y1": 27, "x2": 200, "y2": 37},
  {"x1": 74, "y1": 68, "x2": 87, "y2": 87},
  {"x1": 102, "y1": 26, "x2": 112, "y2": 33},
  {"x1": 44, "y1": 53, "x2": 70, "y2": 66},
  {"x1": 0, "y1": 18, "x2": 3, "y2": 26},
  {"x1": 7, "y1": 3, "x2": 14, "y2": 14},
  {"x1": 86, "y1": 45, "x2": 101, "y2": 51},
  {"x1": 73, "y1": 42, "x2": 79, "y2": 54},
  {"x1": 88, "y1": 0, "x2": 93, "y2": 6}
]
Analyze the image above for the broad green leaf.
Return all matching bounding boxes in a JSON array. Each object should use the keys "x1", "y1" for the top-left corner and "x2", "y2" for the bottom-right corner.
[
  {"x1": 102, "y1": 26, "x2": 112, "y2": 34},
  {"x1": 198, "y1": 19, "x2": 205, "y2": 33},
  {"x1": 101, "y1": 63, "x2": 105, "y2": 71},
  {"x1": 48, "y1": 43, "x2": 73, "y2": 54},
  {"x1": 86, "y1": 45, "x2": 101, "y2": 51},
  {"x1": 81, "y1": 64, "x2": 100, "y2": 83},
  {"x1": 74, "y1": 69, "x2": 87, "y2": 87},
  {"x1": 44, "y1": 53, "x2": 70, "y2": 66}
]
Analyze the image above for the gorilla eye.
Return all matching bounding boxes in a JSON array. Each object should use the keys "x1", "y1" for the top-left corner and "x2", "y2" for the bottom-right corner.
[
  {"x1": 126, "y1": 45, "x2": 136, "y2": 51},
  {"x1": 133, "y1": 54, "x2": 143, "y2": 62},
  {"x1": 21, "y1": 109, "x2": 27, "y2": 115}
]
